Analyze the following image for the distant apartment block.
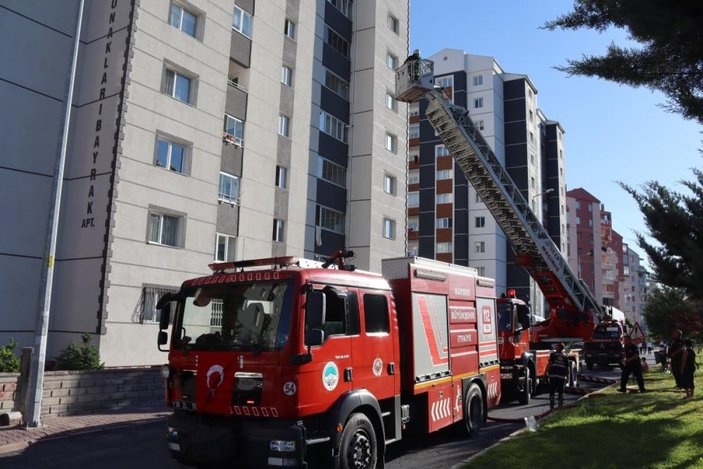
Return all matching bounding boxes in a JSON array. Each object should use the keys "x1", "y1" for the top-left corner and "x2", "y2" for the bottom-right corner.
[{"x1": 408, "y1": 48, "x2": 568, "y2": 315}]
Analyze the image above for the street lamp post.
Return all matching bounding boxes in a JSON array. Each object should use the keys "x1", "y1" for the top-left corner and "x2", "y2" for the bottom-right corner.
[{"x1": 26, "y1": 0, "x2": 85, "y2": 428}]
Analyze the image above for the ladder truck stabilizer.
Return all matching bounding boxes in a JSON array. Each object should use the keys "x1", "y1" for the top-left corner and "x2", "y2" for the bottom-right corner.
[{"x1": 395, "y1": 57, "x2": 604, "y2": 342}]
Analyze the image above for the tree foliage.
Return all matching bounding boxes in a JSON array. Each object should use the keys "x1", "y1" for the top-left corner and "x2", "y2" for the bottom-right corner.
[
  {"x1": 0, "y1": 338, "x2": 20, "y2": 373},
  {"x1": 544, "y1": 1, "x2": 703, "y2": 124},
  {"x1": 56, "y1": 333, "x2": 104, "y2": 371},
  {"x1": 620, "y1": 169, "x2": 703, "y2": 302},
  {"x1": 643, "y1": 285, "x2": 703, "y2": 341}
]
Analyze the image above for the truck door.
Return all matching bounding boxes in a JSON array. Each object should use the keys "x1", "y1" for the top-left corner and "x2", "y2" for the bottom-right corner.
[
  {"x1": 351, "y1": 290, "x2": 397, "y2": 400},
  {"x1": 299, "y1": 285, "x2": 357, "y2": 415}
]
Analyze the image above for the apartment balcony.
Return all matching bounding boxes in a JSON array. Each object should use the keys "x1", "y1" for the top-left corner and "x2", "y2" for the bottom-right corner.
[
  {"x1": 225, "y1": 81, "x2": 247, "y2": 120},
  {"x1": 230, "y1": 30, "x2": 251, "y2": 67}
]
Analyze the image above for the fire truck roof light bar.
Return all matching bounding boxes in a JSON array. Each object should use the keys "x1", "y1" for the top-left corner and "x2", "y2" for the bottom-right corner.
[{"x1": 209, "y1": 256, "x2": 300, "y2": 272}]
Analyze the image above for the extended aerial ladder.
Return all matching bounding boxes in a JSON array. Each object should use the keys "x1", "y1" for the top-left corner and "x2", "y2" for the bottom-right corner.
[{"x1": 395, "y1": 56, "x2": 603, "y2": 343}]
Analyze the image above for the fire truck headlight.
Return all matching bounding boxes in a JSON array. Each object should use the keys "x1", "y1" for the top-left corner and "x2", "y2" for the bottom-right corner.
[
  {"x1": 161, "y1": 364, "x2": 171, "y2": 379},
  {"x1": 270, "y1": 440, "x2": 296, "y2": 452}
]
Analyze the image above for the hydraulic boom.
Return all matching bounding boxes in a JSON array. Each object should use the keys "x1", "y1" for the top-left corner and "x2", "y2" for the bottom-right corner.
[{"x1": 395, "y1": 56, "x2": 603, "y2": 342}]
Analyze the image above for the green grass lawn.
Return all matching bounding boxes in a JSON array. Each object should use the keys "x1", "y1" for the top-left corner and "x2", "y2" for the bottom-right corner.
[{"x1": 467, "y1": 357, "x2": 703, "y2": 469}]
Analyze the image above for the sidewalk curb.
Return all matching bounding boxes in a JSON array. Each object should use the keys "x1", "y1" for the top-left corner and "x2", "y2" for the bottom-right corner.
[{"x1": 0, "y1": 414, "x2": 168, "y2": 457}]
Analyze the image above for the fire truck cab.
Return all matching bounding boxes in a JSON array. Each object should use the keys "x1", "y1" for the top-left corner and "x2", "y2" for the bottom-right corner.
[{"x1": 157, "y1": 254, "x2": 501, "y2": 468}]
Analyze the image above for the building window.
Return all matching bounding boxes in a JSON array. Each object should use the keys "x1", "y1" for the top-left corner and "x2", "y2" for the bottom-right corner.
[
  {"x1": 435, "y1": 145, "x2": 450, "y2": 157},
  {"x1": 383, "y1": 174, "x2": 396, "y2": 195},
  {"x1": 317, "y1": 206, "x2": 345, "y2": 233},
  {"x1": 324, "y1": 26, "x2": 349, "y2": 57},
  {"x1": 529, "y1": 109, "x2": 534, "y2": 122},
  {"x1": 530, "y1": 176, "x2": 535, "y2": 189},
  {"x1": 162, "y1": 67, "x2": 193, "y2": 104},
  {"x1": 319, "y1": 111, "x2": 348, "y2": 143},
  {"x1": 476, "y1": 266, "x2": 486, "y2": 276},
  {"x1": 576, "y1": 216, "x2": 581, "y2": 224},
  {"x1": 224, "y1": 114, "x2": 244, "y2": 146},
  {"x1": 141, "y1": 285, "x2": 178, "y2": 323},
  {"x1": 215, "y1": 233, "x2": 236, "y2": 262},
  {"x1": 317, "y1": 157, "x2": 347, "y2": 187},
  {"x1": 148, "y1": 211, "x2": 182, "y2": 247},
  {"x1": 281, "y1": 65, "x2": 293, "y2": 86},
  {"x1": 387, "y1": 14, "x2": 399, "y2": 34},
  {"x1": 408, "y1": 124, "x2": 420, "y2": 139},
  {"x1": 474, "y1": 97, "x2": 483, "y2": 109},
  {"x1": 327, "y1": 0, "x2": 351, "y2": 18},
  {"x1": 436, "y1": 169, "x2": 452, "y2": 180},
  {"x1": 475, "y1": 216, "x2": 485, "y2": 228},
  {"x1": 436, "y1": 193, "x2": 453, "y2": 204},
  {"x1": 385, "y1": 132, "x2": 397, "y2": 153},
  {"x1": 385, "y1": 91, "x2": 397, "y2": 112},
  {"x1": 382, "y1": 218, "x2": 396, "y2": 239},
  {"x1": 436, "y1": 242, "x2": 452, "y2": 253},
  {"x1": 155, "y1": 137, "x2": 188, "y2": 174},
  {"x1": 475, "y1": 241, "x2": 485, "y2": 253},
  {"x1": 475, "y1": 192, "x2": 482, "y2": 203},
  {"x1": 218, "y1": 172, "x2": 240, "y2": 203},
  {"x1": 530, "y1": 131, "x2": 534, "y2": 143},
  {"x1": 232, "y1": 5, "x2": 253, "y2": 38},
  {"x1": 436, "y1": 76, "x2": 453, "y2": 89},
  {"x1": 408, "y1": 169, "x2": 419, "y2": 185},
  {"x1": 436, "y1": 218, "x2": 452, "y2": 229},
  {"x1": 275, "y1": 165, "x2": 288, "y2": 189},
  {"x1": 408, "y1": 217, "x2": 419, "y2": 232},
  {"x1": 386, "y1": 52, "x2": 398, "y2": 69},
  {"x1": 284, "y1": 18, "x2": 296, "y2": 39},
  {"x1": 408, "y1": 191, "x2": 419, "y2": 208},
  {"x1": 279, "y1": 114, "x2": 290, "y2": 137},
  {"x1": 475, "y1": 120, "x2": 484, "y2": 131},
  {"x1": 170, "y1": 3, "x2": 198, "y2": 38},
  {"x1": 530, "y1": 153, "x2": 535, "y2": 165},
  {"x1": 575, "y1": 200, "x2": 581, "y2": 209},
  {"x1": 324, "y1": 69, "x2": 350, "y2": 99},
  {"x1": 473, "y1": 75, "x2": 483, "y2": 86},
  {"x1": 273, "y1": 219, "x2": 285, "y2": 242}
]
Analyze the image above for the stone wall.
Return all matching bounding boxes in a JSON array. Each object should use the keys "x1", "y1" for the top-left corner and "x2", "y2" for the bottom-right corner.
[{"x1": 0, "y1": 367, "x2": 164, "y2": 419}]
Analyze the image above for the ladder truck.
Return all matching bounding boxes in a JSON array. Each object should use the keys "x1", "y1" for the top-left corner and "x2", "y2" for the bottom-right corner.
[{"x1": 395, "y1": 56, "x2": 604, "y2": 402}]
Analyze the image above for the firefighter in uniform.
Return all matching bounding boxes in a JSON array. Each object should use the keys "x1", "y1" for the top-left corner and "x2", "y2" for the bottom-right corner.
[
  {"x1": 546, "y1": 342, "x2": 569, "y2": 409},
  {"x1": 619, "y1": 335, "x2": 646, "y2": 393},
  {"x1": 668, "y1": 329, "x2": 684, "y2": 388}
]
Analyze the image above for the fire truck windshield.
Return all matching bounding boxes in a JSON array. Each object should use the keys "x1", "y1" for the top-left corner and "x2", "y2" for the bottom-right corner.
[
  {"x1": 175, "y1": 280, "x2": 293, "y2": 352},
  {"x1": 592, "y1": 325, "x2": 622, "y2": 340}
]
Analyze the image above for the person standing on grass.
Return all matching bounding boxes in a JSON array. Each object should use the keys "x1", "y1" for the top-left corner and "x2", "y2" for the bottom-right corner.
[
  {"x1": 668, "y1": 330, "x2": 684, "y2": 388},
  {"x1": 680, "y1": 339, "x2": 697, "y2": 399},
  {"x1": 641, "y1": 357, "x2": 649, "y2": 372},
  {"x1": 619, "y1": 335, "x2": 646, "y2": 393},
  {"x1": 546, "y1": 342, "x2": 569, "y2": 409}
]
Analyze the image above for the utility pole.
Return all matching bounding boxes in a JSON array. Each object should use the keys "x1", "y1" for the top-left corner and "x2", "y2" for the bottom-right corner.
[{"x1": 25, "y1": 0, "x2": 85, "y2": 428}]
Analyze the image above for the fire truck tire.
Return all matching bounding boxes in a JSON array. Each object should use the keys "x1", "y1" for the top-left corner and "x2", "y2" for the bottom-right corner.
[
  {"x1": 518, "y1": 368, "x2": 531, "y2": 405},
  {"x1": 338, "y1": 413, "x2": 378, "y2": 469},
  {"x1": 464, "y1": 384, "x2": 483, "y2": 437}
]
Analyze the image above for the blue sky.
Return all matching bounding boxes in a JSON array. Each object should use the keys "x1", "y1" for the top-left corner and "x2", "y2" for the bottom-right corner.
[{"x1": 410, "y1": 1, "x2": 702, "y2": 262}]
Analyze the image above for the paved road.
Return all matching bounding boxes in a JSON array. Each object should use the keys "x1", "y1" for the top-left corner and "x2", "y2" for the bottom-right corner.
[{"x1": 0, "y1": 366, "x2": 622, "y2": 469}]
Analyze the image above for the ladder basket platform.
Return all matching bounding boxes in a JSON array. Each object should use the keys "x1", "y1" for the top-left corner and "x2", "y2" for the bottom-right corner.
[{"x1": 395, "y1": 59, "x2": 435, "y2": 103}]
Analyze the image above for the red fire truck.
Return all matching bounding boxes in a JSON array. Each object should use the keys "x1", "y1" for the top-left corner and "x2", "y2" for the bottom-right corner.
[
  {"x1": 156, "y1": 253, "x2": 501, "y2": 468},
  {"x1": 395, "y1": 56, "x2": 595, "y2": 403}
]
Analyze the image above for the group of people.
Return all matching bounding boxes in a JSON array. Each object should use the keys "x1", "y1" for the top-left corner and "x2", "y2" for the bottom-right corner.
[
  {"x1": 618, "y1": 329, "x2": 697, "y2": 399},
  {"x1": 545, "y1": 329, "x2": 697, "y2": 410}
]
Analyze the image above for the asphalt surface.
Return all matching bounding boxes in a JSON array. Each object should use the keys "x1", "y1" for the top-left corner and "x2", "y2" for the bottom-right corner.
[{"x1": 0, "y1": 365, "x2": 624, "y2": 468}]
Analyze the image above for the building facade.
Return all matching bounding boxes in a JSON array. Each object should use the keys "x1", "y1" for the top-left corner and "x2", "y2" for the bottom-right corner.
[
  {"x1": 566, "y1": 188, "x2": 603, "y2": 303},
  {"x1": 407, "y1": 49, "x2": 567, "y2": 315},
  {"x1": 0, "y1": 0, "x2": 409, "y2": 365}
]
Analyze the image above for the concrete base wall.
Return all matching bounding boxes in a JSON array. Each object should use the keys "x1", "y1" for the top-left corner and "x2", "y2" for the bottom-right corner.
[{"x1": 0, "y1": 368, "x2": 164, "y2": 419}]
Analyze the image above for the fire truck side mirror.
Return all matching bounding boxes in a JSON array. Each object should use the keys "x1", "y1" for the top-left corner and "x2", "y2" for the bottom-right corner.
[
  {"x1": 158, "y1": 303, "x2": 171, "y2": 331},
  {"x1": 306, "y1": 291, "x2": 326, "y2": 329},
  {"x1": 157, "y1": 330, "x2": 168, "y2": 351}
]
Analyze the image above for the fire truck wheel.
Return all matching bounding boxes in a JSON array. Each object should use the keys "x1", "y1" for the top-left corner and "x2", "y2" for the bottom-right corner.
[
  {"x1": 338, "y1": 413, "x2": 378, "y2": 469},
  {"x1": 464, "y1": 384, "x2": 483, "y2": 437},
  {"x1": 518, "y1": 367, "x2": 531, "y2": 405}
]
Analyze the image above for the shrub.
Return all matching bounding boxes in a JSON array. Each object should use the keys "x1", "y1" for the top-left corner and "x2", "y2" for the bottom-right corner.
[
  {"x1": 0, "y1": 338, "x2": 20, "y2": 373},
  {"x1": 56, "y1": 333, "x2": 104, "y2": 371}
]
